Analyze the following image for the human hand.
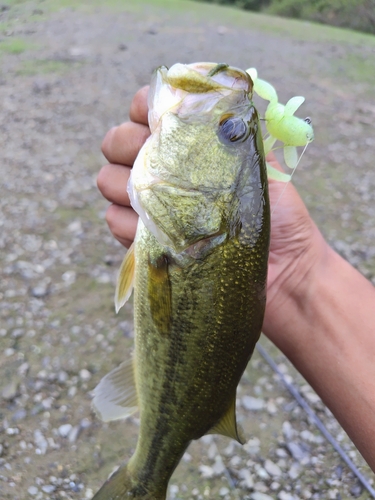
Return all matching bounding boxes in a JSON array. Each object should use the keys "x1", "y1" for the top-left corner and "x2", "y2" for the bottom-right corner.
[
  {"x1": 98, "y1": 87, "x2": 328, "y2": 345},
  {"x1": 98, "y1": 86, "x2": 150, "y2": 249}
]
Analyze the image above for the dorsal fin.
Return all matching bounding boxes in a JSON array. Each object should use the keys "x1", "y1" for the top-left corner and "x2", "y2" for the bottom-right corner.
[
  {"x1": 206, "y1": 395, "x2": 245, "y2": 444},
  {"x1": 115, "y1": 243, "x2": 135, "y2": 313},
  {"x1": 92, "y1": 358, "x2": 138, "y2": 422}
]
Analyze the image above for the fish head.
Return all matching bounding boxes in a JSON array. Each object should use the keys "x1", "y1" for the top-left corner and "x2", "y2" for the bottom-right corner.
[{"x1": 129, "y1": 62, "x2": 267, "y2": 254}]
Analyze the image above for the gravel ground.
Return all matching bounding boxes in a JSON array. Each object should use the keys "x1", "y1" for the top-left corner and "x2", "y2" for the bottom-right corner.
[{"x1": 1, "y1": 1, "x2": 375, "y2": 499}]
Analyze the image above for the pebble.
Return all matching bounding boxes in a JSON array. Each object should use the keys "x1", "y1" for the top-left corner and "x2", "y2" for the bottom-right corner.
[
  {"x1": 198, "y1": 465, "x2": 214, "y2": 478},
  {"x1": 68, "y1": 425, "x2": 80, "y2": 443},
  {"x1": 169, "y1": 484, "x2": 179, "y2": 498},
  {"x1": 264, "y1": 459, "x2": 282, "y2": 477},
  {"x1": 251, "y1": 493, "x2": 273, "y2": 500},
  {"x1": 286, "y1": 441, "x2": 310, "y2": 463},
  {"x1": 256, "y1": 467, "x2": 270, "y2": 480},
  {"x1": 31, "y1": 282, "x2": 49, "y2": 298},
  {"x1": 278, "y1": 492, "x2": 297, "y2": 500},
  {"x1": 42, "y1": 484, "x2": 56, "y2": 493},
  {"x1": 34, "y1": 429, "x2": 48, "y2": 454},
  {"x1": 266, "y1": 399, "x2": 277, "y2": 414},
  {"x1": 282, "y1": 421, "x2": 295, "y2": 440},
  {"x1": 219, "y1": 487, "x2": 230, "y2": 496},
  {"x1": 79, "y1": 369, "x2": 91, "y2": 381},
  {"x1": 242, "y1": 396, "x2": 265, "y2": 411},
  {"x1": 2, "y1": 379, "x2": 19, "y2": 400},
  {"x1": 58, "y1": 423, "x2": 73, "y2": 438},
  {"x1": 28, "y1": 486, "x2": 39, "y2": 495},
  {"x1": 288, "y1": 463, "x2": 301, "y2": 479},
  {"x1": 238, "y1": 468, "x2": 254, "y2": 489},
  {"x1": 243, "y1": 437, "x2": 261, "y2": 455}
]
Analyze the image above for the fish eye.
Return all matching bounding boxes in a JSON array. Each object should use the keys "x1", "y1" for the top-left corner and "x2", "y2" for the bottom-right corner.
[
  {"x1": 304, "y1": 116, "x2": 312, "y2": 125},
  {"x1": 219, "y1": 116, "x2": 248, "y2": 143}
]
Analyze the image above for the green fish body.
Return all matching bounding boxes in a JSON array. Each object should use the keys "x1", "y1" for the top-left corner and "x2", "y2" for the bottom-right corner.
[{"x1": 92, "y1": 62, "x2": 270, "y2": 499}]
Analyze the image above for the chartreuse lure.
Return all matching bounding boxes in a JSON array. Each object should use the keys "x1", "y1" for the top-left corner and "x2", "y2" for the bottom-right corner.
[{"x1": 247, "y1": 67, "x2": 314, "y2": 183}]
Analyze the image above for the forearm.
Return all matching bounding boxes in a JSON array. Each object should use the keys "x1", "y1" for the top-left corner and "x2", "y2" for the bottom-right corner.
[{"x1": 263, "y1": 234, "x2": 375, "y2": 471}]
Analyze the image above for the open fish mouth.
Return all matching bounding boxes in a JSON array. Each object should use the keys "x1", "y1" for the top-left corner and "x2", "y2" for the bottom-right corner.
[{"x1": 148, "y1": 62, "x2": 254, "y2": 132}]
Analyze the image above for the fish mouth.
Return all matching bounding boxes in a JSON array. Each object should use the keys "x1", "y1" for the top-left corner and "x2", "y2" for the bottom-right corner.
[
  {"x1": 166, "y1": 62, "x2": 252, "y2": 94},
  {"x1": 148, "y1": 62, "x2": 253, "y2": 132}
]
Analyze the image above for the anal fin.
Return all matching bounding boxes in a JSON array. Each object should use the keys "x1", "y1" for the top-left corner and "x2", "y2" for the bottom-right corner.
[
  {"x1": 206, "y1": 395, "x2": 245, "y2": 445},
  {"x1": 92, "y1": 357, "x2": 138, "y2": 422}
]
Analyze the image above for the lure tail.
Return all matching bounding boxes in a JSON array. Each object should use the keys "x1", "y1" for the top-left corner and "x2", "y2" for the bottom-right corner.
[{"x1": 92, "y1": 464, "x2": 166, "y2": 500}]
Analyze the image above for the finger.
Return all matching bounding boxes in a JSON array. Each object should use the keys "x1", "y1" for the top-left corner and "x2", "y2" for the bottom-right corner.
[
  {"x1": 97, "y1": 164, "x2": 131, "y2": 206},
  {"x1": 105, "y1": 204, "x2": 138, "y2": 248},
  {"x1": 129, "y1": 86, "x2": 149, "y2": 125},
  {"x1": 101, "y1": 121, "x2": 150, "y2": 165}
]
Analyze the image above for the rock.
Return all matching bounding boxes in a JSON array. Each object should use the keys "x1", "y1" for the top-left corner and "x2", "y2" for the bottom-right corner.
[
  {"x1": 238, "y1": 468, "x2": 254, "y2": 489},
  {"x1": 264, "y1": 459, "x2": 282, "y2": 477},
  {"x1": 288, "y1": 463, "x2": 301, "y2": 479},
  {"x1": 278, "y1": 492, "x2": 296, "y2": 500},
  {"x1": 199, "y1": 465, "x2": 214, "y2": 478},
  {"x1": 282, "y1": 421, "x2": 295, "y2": 440},
  {"x1": 266, "y1": 400, "x2": 277, "y2": 415},
  {"x1": 244, "y1": 437, "x2": 261, "y2": 455},
  {"x1": 58, "y1": 423, "x2": 73, "y2": 438},
  {"x1": 2, "y1": 379, "x2": 19, "y2": 400},
  {"x1": 350, "y1": 482, "x2": 363, "y2": 498},
  {"x1": 12, "y1": 409, "x2": 27, "y2": 421},
  {"x1": 42, "y1": 485, "x2": 56, "y2": 493},
  {"x1": 79, "y1": 368, "x2": 91, "y2": 381},
  {"x1": 30, "y1": 281, "x2": 50, "y2": 298},
  {"x1": 68, "y1": 425, "x2": 80, "y2": 443},
  {"x1": 256, "y1": 467, "x2": 270, "y2": 480},
  {"x1": 28, "y1": 486, "x2": 38, "y2": 495},
  {"x1": 286, "y1": 441, "x2": 310, "y2": 463},
  {"x1": 80, "y1": 418, "x2": 92, "y2": 429},
  {"x1": 251, "y1": 493, "x2": 273, "y2": 500},
  {"x1": 169, "y1": 484, "x2": 179, "y2": 498},
  {"x1": 242, "y1": 396, "x2": 265, "y2": 411},
  {"x1": 219, "y1": 487, "x2": 230, "y2": 496},
  {"x1": 34, "y1": 429, "x2": 48, "y2": 454},
  {"x1": 11, "y1": 328, "x2": 25, "y2": 338}
]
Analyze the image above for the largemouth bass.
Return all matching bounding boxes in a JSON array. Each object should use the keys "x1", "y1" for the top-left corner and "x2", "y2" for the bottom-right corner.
[{"x1": 92, "y1": 62, "x2": 270, "y2": 500}]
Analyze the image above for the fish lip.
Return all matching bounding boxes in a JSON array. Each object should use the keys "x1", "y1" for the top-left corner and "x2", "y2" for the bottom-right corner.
[{"x1": 165, "y1": 62, "x2": 253, "y2": 94}]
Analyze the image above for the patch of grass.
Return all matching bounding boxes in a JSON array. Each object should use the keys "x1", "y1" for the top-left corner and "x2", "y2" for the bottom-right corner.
[
  {"x1": 0, "y1": 37, "x2": 28, "y2": 54},
  {"x1": 17, "y1": 58, "x2": 82, "y2": 75}
]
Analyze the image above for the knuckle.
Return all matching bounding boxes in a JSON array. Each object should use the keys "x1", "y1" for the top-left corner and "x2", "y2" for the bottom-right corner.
[
  {"x1": 105, "y1": 204, "x2": 118, "y2": 231},
  {"x1": 96, "y1": 165, "x2": 111, "y2": 198},
  {"x1": 101, "y1": 127, "x2": 116, "y2": 159}
]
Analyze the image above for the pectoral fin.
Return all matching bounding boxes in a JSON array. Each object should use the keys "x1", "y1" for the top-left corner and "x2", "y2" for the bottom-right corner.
[
  {"x1": 148, "y1": 255, "x2": 172, "y2": 335},
  {"x1": 207, "y1": 396, "x2": 245, "y2": 444},
  {"x1": 92, "y1": 358, "x2": 138, "y2": 422},
  {"x1": 115, "y1": 243, "x2": 135, "y2": 314}
]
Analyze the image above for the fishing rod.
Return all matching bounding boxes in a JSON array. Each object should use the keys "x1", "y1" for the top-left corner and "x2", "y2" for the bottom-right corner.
[{"x1": 256, "y1": 343, "x2": 375, "y2": 499}]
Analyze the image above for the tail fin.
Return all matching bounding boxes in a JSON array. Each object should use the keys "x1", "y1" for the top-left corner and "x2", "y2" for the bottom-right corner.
[{"x1": 92, "y1": 464, "x2": 166, "y2": 500}]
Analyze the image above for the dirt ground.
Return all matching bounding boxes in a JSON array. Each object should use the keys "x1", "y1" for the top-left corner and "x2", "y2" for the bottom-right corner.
[{"x1": 1, "y1": 1, "x2": 375, "y2": 499}]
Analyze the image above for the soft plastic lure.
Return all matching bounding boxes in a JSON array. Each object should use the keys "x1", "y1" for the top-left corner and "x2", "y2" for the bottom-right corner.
[{"x1": 247, "y1": 67, "x2": 314, "y2": 183}]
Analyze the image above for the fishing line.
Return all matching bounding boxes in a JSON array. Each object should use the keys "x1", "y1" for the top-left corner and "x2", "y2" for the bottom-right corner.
[{"x1": 256, "y1": 343, "x2": 375, "y2": 498}]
